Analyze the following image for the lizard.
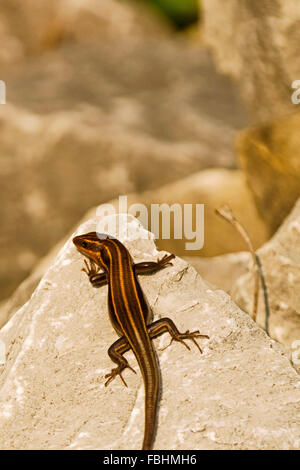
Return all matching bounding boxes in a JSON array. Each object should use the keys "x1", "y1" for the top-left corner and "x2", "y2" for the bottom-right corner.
[{"x1": 73, "y1": 231, "x2": 209, "y2": 450}]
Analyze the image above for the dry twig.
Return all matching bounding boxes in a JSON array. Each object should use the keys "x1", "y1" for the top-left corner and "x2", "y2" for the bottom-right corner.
[{"x1": 215, "y1": 205, "x2": 270, "y2": 334}]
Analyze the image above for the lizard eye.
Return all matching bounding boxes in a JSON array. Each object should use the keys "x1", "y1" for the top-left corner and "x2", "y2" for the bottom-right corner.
[{"x1": 81, "y1": 241, "x2": 88, "y2": 248}]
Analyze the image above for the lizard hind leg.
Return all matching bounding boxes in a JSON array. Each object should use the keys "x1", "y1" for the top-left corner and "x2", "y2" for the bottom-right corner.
[
  {"x1": 105, "y1": 337, "x2": 136, "y2": 388},
  {"x1": 148, "y1": 318, "x2": 209, "y2": 354}
]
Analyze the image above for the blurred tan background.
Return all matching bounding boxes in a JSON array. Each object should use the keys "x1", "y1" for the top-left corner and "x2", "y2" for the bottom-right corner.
[{"x1": 0, "y1": 0, "x2": 300, "y2": 315}]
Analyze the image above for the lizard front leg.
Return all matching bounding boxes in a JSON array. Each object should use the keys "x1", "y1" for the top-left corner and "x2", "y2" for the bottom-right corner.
[{"x1": 82, "y1": 259, "x2": 108, "y2": 287}]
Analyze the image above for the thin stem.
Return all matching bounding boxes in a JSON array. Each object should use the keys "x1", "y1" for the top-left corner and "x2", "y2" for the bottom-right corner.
[
  {"x1": 255, "y1": 254, "x2": 270, "y2": 334},
  {"x1": 215, "y1": 205, "x2": 270, "y2": 335}
]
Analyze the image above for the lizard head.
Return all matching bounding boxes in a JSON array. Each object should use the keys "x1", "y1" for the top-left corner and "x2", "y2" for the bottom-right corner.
[{"x1": 73, "y1": 231, "x2": 110, "y2": 265}]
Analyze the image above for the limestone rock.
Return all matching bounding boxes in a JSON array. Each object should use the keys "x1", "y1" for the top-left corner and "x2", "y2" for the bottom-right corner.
[
  {"x1": 0, "y1": 0, "x2": 62, "y2": 64},
  {"x1": 3, "y1": 41, "x2": 248, "y2": 132},
  {"x1": 232, "y1": 199, "x2": 300, "y2": 352},
  {"x1": 202, "y1": 0, "x2": 300, "y2": 121},
  {"x1": 0, "y1": 215, "x2": 299, "y2": 450},
  {"x1": 238, "y1": 112, "x2": 300, "y2": 233},
  {"x1": 0, "y1": 251, "x2": 56, "y2": 331}
]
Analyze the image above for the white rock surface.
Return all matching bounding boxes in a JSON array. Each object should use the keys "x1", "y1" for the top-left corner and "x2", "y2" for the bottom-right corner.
[{"x1": 0, "y1": 215, "x2": 299, "y2": 450}]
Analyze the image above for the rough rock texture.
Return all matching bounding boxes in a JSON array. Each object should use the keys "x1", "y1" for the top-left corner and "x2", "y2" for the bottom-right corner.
[
  {"x1": 202, "y1": 0, "x2": 300, "y2": 121},
  {"x1": 183, "y1": 252, "x2": 251, "y2": 293},
  {"x1": 0, "y1": 215, "x2": 299, "y2": 450},
  {"x1": 232, "y1": 199, "x2": 300, "y2": 351},
  {"x1": 0, "y1": 41, "x2": 249, "y2": 301},
  {"x1": 238, "y1": 112, "x2": 300, "y2": 233},
  {"x1": 0, "y1": 251, "x2": 57, "y2": 331}
]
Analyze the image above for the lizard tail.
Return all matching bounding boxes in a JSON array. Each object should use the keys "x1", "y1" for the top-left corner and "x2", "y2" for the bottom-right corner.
[{"x1": 141, "y1": 355, "x2": 160, "y2": 450}]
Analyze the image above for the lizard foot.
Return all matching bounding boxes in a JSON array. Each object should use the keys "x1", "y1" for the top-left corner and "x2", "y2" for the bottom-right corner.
[
  {"x1": 161, "y1": 330, "x2": 209, "y2": 354},
  {"x1": 105, "y1": 363, "x2": 136, "y2": 388},
  {"x1": 157, "y1": 253, "x2": 175, "y2": 268},
  {"x1": 81, "y1": 259, "x2": 100, "y2": 281}
]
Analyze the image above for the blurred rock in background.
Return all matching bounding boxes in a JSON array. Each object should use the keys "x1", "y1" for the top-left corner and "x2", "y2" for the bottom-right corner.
[
  {"x1": 238, "y1": 112, "x2": 300, "y2": 233},
  {"x1": 0, "y1": 0, "x2": 169, "y2": 67},
  {"x1": 0, "y1": 0, "x2": 60, "y2": 65},
  {"x1": 0, "y1": 215, "x2": 299, "y2": 450},
  {"x1": 201, "y1": 0, "x2": 300, "y2": 122},
  {"x1": 1, "y1": 0, "x2": 300, "y2": 362}
]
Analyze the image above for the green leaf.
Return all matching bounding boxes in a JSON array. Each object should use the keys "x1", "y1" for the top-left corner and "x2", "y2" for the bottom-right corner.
[{"x1": 142, "y1": 0, "x2": 200, "y2": 28}]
